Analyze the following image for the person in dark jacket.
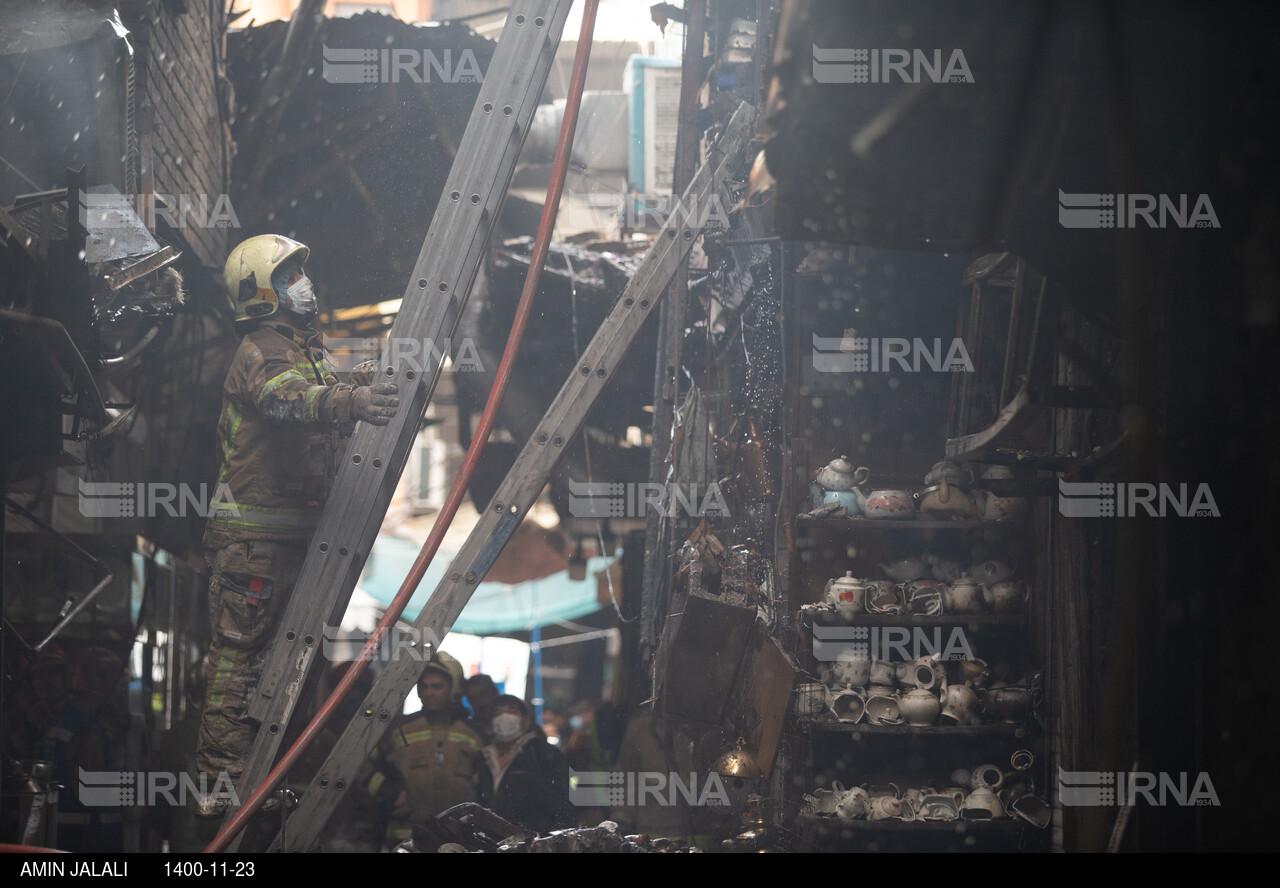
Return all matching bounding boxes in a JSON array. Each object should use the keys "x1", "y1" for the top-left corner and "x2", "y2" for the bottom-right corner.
[{"x1": 478, "y1": 696, "x2": 573, "y2": 833}]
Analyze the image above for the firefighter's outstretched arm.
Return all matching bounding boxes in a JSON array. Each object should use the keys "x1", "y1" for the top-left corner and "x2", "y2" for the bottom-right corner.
[{"x1": 241, "y1": 348, "x2": 399, "y2": 427}]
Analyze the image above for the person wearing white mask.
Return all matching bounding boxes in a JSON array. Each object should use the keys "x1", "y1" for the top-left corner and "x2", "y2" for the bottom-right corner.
[{"x1": 478, "y1": 696, "x2": 573, "y2": 832}]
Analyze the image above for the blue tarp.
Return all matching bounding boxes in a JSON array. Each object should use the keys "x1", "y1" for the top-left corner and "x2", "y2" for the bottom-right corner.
[{"x1": 355, "y1": 533, "x2": 611, "y2": 635}]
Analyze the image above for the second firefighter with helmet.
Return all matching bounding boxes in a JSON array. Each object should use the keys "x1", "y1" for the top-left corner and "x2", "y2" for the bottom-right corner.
[
  {"x1": 363, "y1": 653, "x2": 482, "y2": 848},
  {"x1": 195, "y1": 234, "x2": 400, "y2": 809}
]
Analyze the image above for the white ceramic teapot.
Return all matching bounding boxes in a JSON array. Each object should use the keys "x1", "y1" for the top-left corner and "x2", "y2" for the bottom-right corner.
[
  {"x1": 831, "y1": 650, "x2": 871, "y2": 689},
  {"x1": 814, "y1": 456, "x2": 868, "y2": 491},
  {"x1": 985, "y1": 579, "x2": 1029, "y2": 614},
  {"x1": 970, "y1": 559, "x2": 1016, "y2": 585},
  {"x1": 856, "y1": 482, "x2": 917, "y2": 519},
  {"x1": 926, "y1": 556, "x2": 964, "y2": 583},
  {"x1": 944, "y1": 572, "x2": 987, "y2": 614},
  {"x1": 811, "y1": 457, "x2": 870, "y2": 513},
  {"x1": 899, "y1": 687, "x2": 941, "y2": 726},
  {"x1": 974, "y1": 465, "x2": 1027, "y2": 519},
  {"x1": 824, "y1": 571, "x2": 868, "y2": 621},
  {"x1": 878, "y1": 556, "x2": 929, "y2": 582},
  {"x1": 939, "y1": 684, "x2": 982, "y2": 726}
]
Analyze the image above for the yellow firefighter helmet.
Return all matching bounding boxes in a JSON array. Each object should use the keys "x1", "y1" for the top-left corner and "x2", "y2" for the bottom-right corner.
[
  {"x1": 223, "y1": 234, "x2": 310, "y2": 322},
  {"x1": 420, "y1": 650, "x2": 467, "y2": 701}
]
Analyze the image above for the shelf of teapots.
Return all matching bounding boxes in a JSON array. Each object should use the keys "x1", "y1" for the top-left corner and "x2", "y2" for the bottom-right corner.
[
  {"x1": 798, "y1": 758, "x2": 1052, "y2": 830},
  {"x1": 803, "y1": 556, "x2": 1030, "y2": 624},
  {"x1": 803, "y1": 456, "x2": 1028, "y2": 525},
  {"x1": 792, "y1": 656, "x2": 1042, "y2": 735}
]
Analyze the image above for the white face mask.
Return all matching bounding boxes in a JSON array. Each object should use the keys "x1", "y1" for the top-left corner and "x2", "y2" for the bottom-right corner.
[
  {"x1": 285, "y1": 275, "x2": 317, "y2": 318},
  {"x1": 492, "y1": 712, "x2": 523, "y2": 742}
]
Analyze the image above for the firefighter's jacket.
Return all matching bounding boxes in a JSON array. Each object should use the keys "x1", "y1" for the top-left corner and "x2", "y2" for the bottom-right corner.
[
  {"x1": 365, "y1": 712, "x2": 482, "y2": 837},
  {"x1": 204, "y1": 316, "x2": 364, "y2": 550}
]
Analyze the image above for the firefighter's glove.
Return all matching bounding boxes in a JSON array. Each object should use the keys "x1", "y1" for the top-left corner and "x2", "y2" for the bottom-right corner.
[{"x1": 352, "y1": 383, "x2": 400, "y2": 426}]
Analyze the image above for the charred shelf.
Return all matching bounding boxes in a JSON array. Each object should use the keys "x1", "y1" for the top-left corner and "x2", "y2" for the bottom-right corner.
[
  {"x1": 798, "y1": 719, "x2": 1025, "y2": 736},
  {"x1": 797, "y1": 813, "x2": 1030, "y2": 830},
  {"x1": 796, "y1": 516, "x2": 1024, "y2": 530},
  {"x1": 803, "y1": 614, "x2": 1029, "y2": 626}
]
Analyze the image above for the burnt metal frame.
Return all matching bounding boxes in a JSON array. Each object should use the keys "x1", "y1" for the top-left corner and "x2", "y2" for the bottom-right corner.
[
  {"x1": 945, "y1": 253, "x2": 1051, "y2": 461},
  {"x1": 268, "y1": 102, "x2": 754, "y2": 852},
  {"x1": 225, "y1": 1, "x2": 576, "y2": 848}
]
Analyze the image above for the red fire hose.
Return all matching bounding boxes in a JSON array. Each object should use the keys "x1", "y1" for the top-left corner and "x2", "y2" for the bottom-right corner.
[{"x1": 205, "y1": 0, "x2": 600, "y2": 852}]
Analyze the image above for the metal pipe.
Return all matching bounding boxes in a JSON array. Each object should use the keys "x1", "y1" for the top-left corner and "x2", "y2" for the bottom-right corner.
[
  {"x1": 4, "y1": 498, "x2": 108, "y2": 572},
  {"x1": 5, "y1": 496, "x2": 115, "y2": 653},
  {"x1": 723, "y1": 235, "x2": 782, "y2": 246},
  {"x1": 34, "y1": 573, "x2": 114, "y2": 653},
  {"x1": 533, "y1": 627, "x2": 620, "y2": 648},
  {"x1": 96, "y1": 325, "x2": 158, "y2": 369}
]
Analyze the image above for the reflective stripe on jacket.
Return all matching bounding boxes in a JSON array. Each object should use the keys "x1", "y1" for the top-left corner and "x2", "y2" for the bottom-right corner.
[
  {"x1": 204, "y1": 317, "x2": 358, "y2": 548},
  {"x1": 365, "y1": 713, "x2": 481, "y2": 836}
]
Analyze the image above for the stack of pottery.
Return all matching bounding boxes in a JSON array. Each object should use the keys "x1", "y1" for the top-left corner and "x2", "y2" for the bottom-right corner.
[
  {"x1": 865, "y1": 655, "x2": 947, "y2": 727},
  {"x1": 896, "y1": 557, "x2": 947, "y2": 619},
  {"x1": 802, "y1": 782, "x2": 870, "y2": 819},
  {"x1": 802, "y1": 769, "x2": 1050, "y2": 826},
  {"x1": 864, "y1": 577, "x2": 906, "y2": 615},
  {"x1": 810, "y1": 457, "x2": 920, "y2": 519},
  {"x1": 812, "y1": 649, "x2": 871, "y2": 724},
  {"x1": 844, "y1": 556, "x2": 1029, "y2": 616},
  {"x1": 807, "y1": 638, "x2": 1015, "y2": 727},
  {"x1": 810, "y1": 456, "x2": 868, "y2": 514}
]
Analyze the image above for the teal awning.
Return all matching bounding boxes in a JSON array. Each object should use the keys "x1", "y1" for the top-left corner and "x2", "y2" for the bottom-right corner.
[{"x1": 355, "y1": 533, "x2": 611, "y2": 635}]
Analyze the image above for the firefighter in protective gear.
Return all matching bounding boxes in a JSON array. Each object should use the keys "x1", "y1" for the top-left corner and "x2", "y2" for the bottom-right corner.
[
  {"x1": 196, "y1": 234, "x2": 400, "y2": 797},
  {"x1": 363, "y1": 653, "x2": 481, "y2": 847}
]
